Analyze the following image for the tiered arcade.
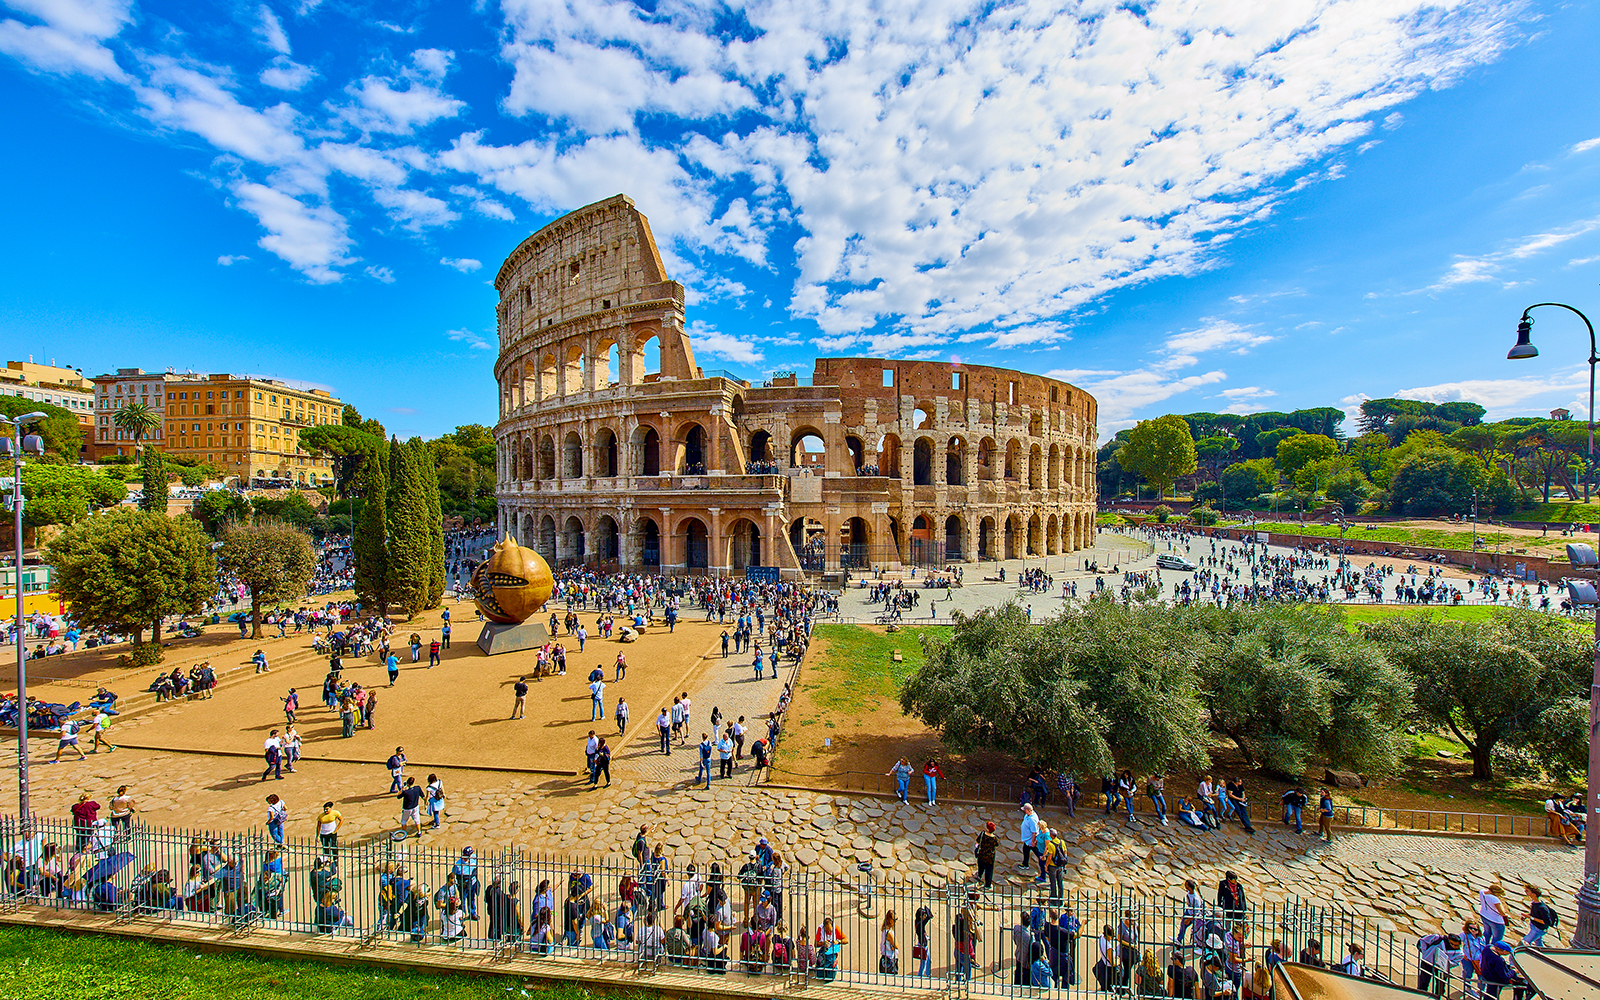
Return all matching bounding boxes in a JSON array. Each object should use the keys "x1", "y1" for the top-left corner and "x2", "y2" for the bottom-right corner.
[{"x1": 492, "y1": 195, "x2": 1098, "y2": 579}]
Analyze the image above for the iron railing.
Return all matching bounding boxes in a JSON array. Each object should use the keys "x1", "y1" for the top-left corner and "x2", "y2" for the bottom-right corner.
[{"x1": 0, "y1": 814, "x2": 1465, "y2": 998}]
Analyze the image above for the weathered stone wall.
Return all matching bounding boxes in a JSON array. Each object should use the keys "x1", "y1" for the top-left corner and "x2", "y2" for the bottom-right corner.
[{"x1": 491, "y1": 195, "x2": 1099, "y2": 577}]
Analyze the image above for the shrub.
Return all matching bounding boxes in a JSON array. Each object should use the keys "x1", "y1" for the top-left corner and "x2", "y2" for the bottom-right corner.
[
  {"x1": 129, "y1": 640, "x2": 163, "y2": 667},
  {"x1": 1190, "y1": 506, "x2": 1219, "y2": 526},
  {"x1": 1151, "y1": 503, "x2": 1174, "y2": 524}
]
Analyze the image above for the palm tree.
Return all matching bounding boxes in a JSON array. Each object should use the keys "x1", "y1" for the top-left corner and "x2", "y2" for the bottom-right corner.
[{"x1": 112, "y1": 401, "x2": 160, "y2": 454}]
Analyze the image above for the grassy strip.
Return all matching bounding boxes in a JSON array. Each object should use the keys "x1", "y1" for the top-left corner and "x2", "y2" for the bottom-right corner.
[
  {"x1": 1219, "y1": 520, "x2": 1551, "y2": 554},
  {"x1": 799, "y1": 624, "x2": 930, "y2": 714},
  {"x1": 0, "y1": 924, "x2": 645, "y2": 1000}
]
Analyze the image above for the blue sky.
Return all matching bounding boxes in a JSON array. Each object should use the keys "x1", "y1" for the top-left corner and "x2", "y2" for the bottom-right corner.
[{"x1": 2, "y1": 0, "x2": 1598, "y2": 441}]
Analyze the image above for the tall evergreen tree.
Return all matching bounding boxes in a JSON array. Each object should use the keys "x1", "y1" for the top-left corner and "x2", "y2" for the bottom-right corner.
[
  {"x1": 139, "y1": 448, "x2": 168, "y2": 513},
  {"x1": 418, "y1": 437, "x2": 446, "y2": 608},
  {"x1": 385, "y1": 436, "x2": 432, "y2": 617},
  {"x1": 353, "y1": 441, "x2": 389, "y2": 615}
]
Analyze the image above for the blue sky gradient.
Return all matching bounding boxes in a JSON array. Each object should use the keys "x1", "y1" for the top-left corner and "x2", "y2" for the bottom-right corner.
[{"x1": 1, "y1": 0, "x2": 1597, "y2": 440}]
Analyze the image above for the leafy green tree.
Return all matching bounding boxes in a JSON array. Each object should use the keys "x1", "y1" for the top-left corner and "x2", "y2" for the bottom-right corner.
[
  {"x1": 252, "y1": 491, "x2": 317, "y2": 530},
  {"x1": 1362, "y1": 609, "x2": 1590, "y2": 779},
  {"x1": 1434, "y1": 401, "x2": 1486, "y2": 427},
  {"x1": 1388, "y1": 447, "x2": 1482, "y2": 515},
  {"x1": 0, "y1": 397, "x2": 81, "y2": 461},
  {"x1": 900, "y1": 602, "x2": 1211, "y2": 776},
  {"x1": 353, "y1": 443, "x2": 389, "y2": 614},
  {"x1": 1526, "y1": 696, "x2": 1592, "y2": 783},
  {"x1": 21, "y1": 464, "x2": 127, "y2": 527},
  {"x1": 1188, "y1": 605, "x2": 1412, "y2": 777},
  {"x1": 1294, "y1": 456, "x2": 1371, "y2": 513},
  {"x1": 1195, "y1": 435, "x2": 1240, "y2": 480},
  {"x1": 300, "y1": 424, "x2": 385, "y2": 499},
  {"x1": 1254, "y1": 426, "x2": 1304, "y2": 459},
  {"x1": 191, "y1": 490, "x2": 252, "y2": 535},
  {"x1": 1116, "y1": 415, "x2": 1197, "y2": 499},
  {"x1": 1275, "y1": 433, "x2": 1338, "y2": 478},
  {"x1": 418, "y1": 437, "x2": 446, "y2": 607},
  {"x1": 45, "y1": 507, "x2": 215, "y2": 659},
  {"x1": 139, "y1": 447, "x2": 169, "y2": 513},
  {"x1": 1283, "y1": 407, "x2": 1347, "y2": 438},
  {"x1": 112, "y1": 401, "x2": 160, "y2": 453},
  {"x1": 218, "y1": 520, "x2": 316, "y2": 639},
  {"x1": 1220, "y1": 460, "x2": 1275, "y2": 507},
  {"x1": 384, "y1": 437, "x2": 432, "y2": 617},
  {"x1": 340, "y1": 403, "x2": 387, "y2": 439}
]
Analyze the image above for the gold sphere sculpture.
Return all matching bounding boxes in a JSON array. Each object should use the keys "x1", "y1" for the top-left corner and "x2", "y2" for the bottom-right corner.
[{"x1": 471, "y1": 535, "x2": 554, "y2": 624}]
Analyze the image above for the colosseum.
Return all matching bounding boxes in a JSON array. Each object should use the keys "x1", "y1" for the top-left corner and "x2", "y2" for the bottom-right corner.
[{"x1": 492, "y1": 195, "x2": 1098, "y2": 579}]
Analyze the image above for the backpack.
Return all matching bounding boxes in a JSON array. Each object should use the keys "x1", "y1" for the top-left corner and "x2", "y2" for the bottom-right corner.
[
  {"x1": 378, "y1": 877, "x2": 396, "y2": 911},
  {"x1": 738, "y1": 861, "x2": 762, "y2": 888},
  {"x1": 686, "y1": 892, "x2": 708, "y2": 922}
]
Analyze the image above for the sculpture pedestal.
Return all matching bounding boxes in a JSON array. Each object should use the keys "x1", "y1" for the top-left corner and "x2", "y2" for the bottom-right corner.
[{"x1": 476, "y1": 619, "x2": 551, "y2": 656}]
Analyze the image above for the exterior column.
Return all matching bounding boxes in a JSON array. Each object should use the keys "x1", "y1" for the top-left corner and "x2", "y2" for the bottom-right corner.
[{"x1": 708, "y1": 508, "x2": 724, "y2": 578}]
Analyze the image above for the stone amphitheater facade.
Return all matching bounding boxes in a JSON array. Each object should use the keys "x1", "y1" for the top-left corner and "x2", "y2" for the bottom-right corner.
[{"x1": 492, "y1": 195, "x2": 1098, "y2": 578}]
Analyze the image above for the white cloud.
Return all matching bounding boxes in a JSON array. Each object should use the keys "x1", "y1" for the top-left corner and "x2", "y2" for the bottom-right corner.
[
  {"x1": 1571, "y1": 137, "x2": 1600, "y2": 154},
  {"x1": 445, "y1": 328, "x2": 491, "y2": 351},
  {"x1": 0, "y1": 0, "x2": 132, "y2": 80},
  {"x1": 365, "y1": 264, "x2": 395, "y2": 283},
  {"x1": 1425, "y1": 215, "x2": 1600, "y2": 291},
  {"x1": 336, "y1": 49, "x2": 464, "y2": 135},
  {"x1": 440, "y1": 256, "x2": 481, "y2": 272},
  {"x1": 255, "y1": 5, "x2": 290, "y2": 55},
  {"x1": 448, "y1": 184, "x2": 515, "y2": 221},
  {"x1": 489, "y1": 0, "x2": 1521, "y2": 339},
  {"x1": 1395, "y1": 371, "x2": 1589, "y2": 416},
  {"x1": 232, "y1": 181, "x2": 353, "y2": 283},
  {"x1": 1218, "y1": 386, "x2": 1276, "y2": 400},
  {"x1": 216, "y1": 254, "x2": 249, "y2": 266},
  {"x1": 1163, "y1": 320, "x2": 1274, "y2": 357},
  {"x1": 261, "y1": 55, "x2": 315, "y2": 90},
  {"x1": 687, "y1": 320, "x2": 763, "y2": 365}
]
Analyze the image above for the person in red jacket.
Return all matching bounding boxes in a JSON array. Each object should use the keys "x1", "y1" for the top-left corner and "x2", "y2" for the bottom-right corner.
[{"x1": 923, "y1": 759, "x2": 945, "y2": 807}]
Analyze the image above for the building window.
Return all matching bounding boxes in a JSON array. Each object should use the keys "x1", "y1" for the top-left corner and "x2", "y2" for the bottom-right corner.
[{"x1": 883, "y1": 368, "x2": 894, "y2": 387}]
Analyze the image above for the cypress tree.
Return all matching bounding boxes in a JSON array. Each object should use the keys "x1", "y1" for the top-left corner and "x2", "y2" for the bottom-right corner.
[
  {"x1": 418, "y1": 437, "x2": 446, "y2": 608},
  {"x1": 385, "y1": 436, "x2": 432, "y2": 618},
  {"x1": 353, "y1": 443, "x2": 389, "y2": 615},
  {"x1": 139, "y1": 448, "x2": 168, "y2": 513}
]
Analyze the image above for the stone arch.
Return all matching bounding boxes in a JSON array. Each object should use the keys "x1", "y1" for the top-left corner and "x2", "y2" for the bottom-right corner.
[
  {"x1": 911, "y1": 402, "x2": 933, "y2": 430},
  {"x1": 727, "y1": 517, "x2": 762, "y2": 570},
  {"x1": 1029, "y1": 412, "x2": 1043, "y2": 436},
  {"x1": 593, "y1": 426, "x2": 619, "y2": 477},
  {"x1": 594, "y1": 514, "x2": 620, "y2": 562},
  {"x1": 1027, "y1": 513, "x2": 1042, "y2": 555},
  {"x1": 537, "y1": 434, "x2": 556, "y2": 480},
  {"x1": 841, "y1": 515, "x2": 870, "y2": 568},
  {"x1": 978, "y1": 436, "x2": 997, "y2": 481},
  {"x1": 537, "y1": 514, "x2": 557, "y2": 564},
  {"x1": 1048, "y1": 444, "x2": 1061, "y2": 490},
  {"x1": 749, "y1": 429, "x2": 774, "y2": 471},
  {"x1": 879, "y1": 433, "x2": 902, "y2": 479},
  {"x1": 680, "y1": 515, "x2": 709, "y2": 570},
  {"x1": 1028, "y1": 444, "x2": 1043, "y2": 488},
  {"x1": 537, "y1": 350, "x2": 558, "y2": 398},
  {"x1": 520, "y1": 436, "x2": 533, "y2": 481},
  {"x1": 944, "y1": 514, "x2": 964, "y2": 560},
  {"x1": 978, "y1": 516, "x2": 996, "y2": 559},
  {"x1": 597, "y1": 337, "x2": 620, "y2": 389},
  {"x1": 946, "y1": 436, "x2": 966, "y2": 486},
  {"x1": 845, "y1": 434, "x2": 866, "y2": 474},
  {"x1": 680, "y1": 421, "x2": 708, "y2": 473},
  {"x1": 912, "y1": 436, "x2": 936, "y2": 486},
  {"x1": 1004, "y1": 514, "x2": 1019, "y2": 560},
  {"x1": 562, "y1": 430, "x2": 583, "y2": 478},
  {"x1": 631, "y1": 424, "x2": 661, "y2": 476},
  {"x1": 1004, "y1": 439, "x2": 1020, "y2": 480},
  {"x1": 910, "y1": 513, "x2": 936, "y2": 566},
  {"x1": 635, "y1": 515, "x2": 661, "y2": 567},
  {"x1": 564, "y1": 341, "x2": 585, "y2": 395},
  {"x1": 1046, "y1": 514, "x2": 1059, "y2": 555},
  {"x1": 562, "y1": 514, "x2": 586, "y2": 563},
  {"x1": 790, "y1": 426, "x2": 826, "y2": 471},
  {"x1": 518, "y1": 511, "x2": 536, "y2": 547}
]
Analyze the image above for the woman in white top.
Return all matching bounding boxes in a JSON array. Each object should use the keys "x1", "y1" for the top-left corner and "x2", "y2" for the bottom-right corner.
[
  {"x1": 440, "y1": 897, "x2": 466, "y2": 941},
  {"x1": 1097, "y1": 924, "x2": 1118, "y2": 990},
  {"x1": 880, "y1": 909, "x2": 900, "y2": 974},
  {"x1": 1479, "y1": 881, "x2": 1508, "y2": 943}
]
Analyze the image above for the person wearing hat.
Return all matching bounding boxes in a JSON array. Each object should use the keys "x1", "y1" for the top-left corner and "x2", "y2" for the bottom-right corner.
[
  {"x1": 1202, "y1": 954, "x2": 1236, "y2": 999},
  {"x1": 453, "y1": 846, "x2": 480, "y2": 921},
  {"x1": 1478, "y1": 881, "x2": 1508, "y2": 944},
  {"x1": 1416, "y1": 931, "x2": 1462, "y2": 995},
  {"x1": 1479, "y1": 941, "x2": 1528, "y2": 1000},
  {"x1": 973, "y1": 821, "x2": 999, "y2": 889}
]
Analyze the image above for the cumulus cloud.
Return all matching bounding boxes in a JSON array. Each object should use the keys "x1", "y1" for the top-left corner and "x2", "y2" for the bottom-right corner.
[
  {"x1": 232, "y1": 180, "x2": 353, "y2": 283},
  {"x1": 688, "y1": 320, "x2": 764, "y2": 365},
  {"x1": 0, "y1": 0, "x2": 132, "y2": 80},
  {"x1": 440, "y1": 256, "x2": 481, "y2": 272},
  {"x1": 445, "y1": 327, "x2": 492, "y2": 351},
  {"x1": 1425, "y1": 215, "x2": 1600, "y2": 291},
  {"x1": 1571, "y1": 137, "x2": 1600, "y2": 154},
  {"x1": 336, "y1": 49, "x2": 465, "y2": 135},
  {"x1": 1395, "y1": 372, "x2": 1588, "y2": 416},
  {"x1": 364, "y1": 264, "x2": 395, "y2": 283},
  {"x1": 261, "y1": 55, "x2": 315, "y2": 90}
]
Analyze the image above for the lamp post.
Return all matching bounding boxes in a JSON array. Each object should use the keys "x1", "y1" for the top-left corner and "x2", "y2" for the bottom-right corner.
[
  {"x1": 1508, "y1": 302, "x2": 1600, "y2": 947},
  {"x1": 1, "y1": 412, "x2": 48, "y2": 831}
]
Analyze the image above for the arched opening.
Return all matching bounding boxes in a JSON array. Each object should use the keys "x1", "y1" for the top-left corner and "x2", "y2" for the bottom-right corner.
[
  {"x1": 944, "y1": 515, "x2": 963, "y2": 560},
  {"x1": 604, "y1": 341, "x2": 620, "y2": 387},
  {"x1": 519, "y1": 512, "x2": 536, "y2": 548},
  {"x1": 728, "y1": 518, "x2": 761, "y2": 570},
  {"x1": 978, "y1": 516, "x2": 995, "y2": 559},
  {"x1": 1030, "y1": 412, "x2": 1043, "y2": 436},
  {"x1": 1004, "y1": 515, "x2": 1019, "y2": 559},
  {"x1": 910, "y1": 514, "x2": 937, "y2": 567},
  {"x1": 1027, "y1": 514, "x2": 1042, "y2": 556},
  {"x1": 946, "y1": 437, "x2": 966, "y2": 486},
  {"x1": 841, "y1": 516, "x2": 869, "y2": 568},
  {"x1": 642, "y1": 337, "x2": 661, "y2": 379},
  {"x1": 641, "y1": 427, "x2": 660, "y2": 475},
  {"x1": 1029, "y1": 444, "x2": 1042, "y2": 488},
  {"x1": 845, "y1": 435, "x2": 865, "y2": 475},
  {"x1": 888, "y1": 515, "x2": 902, "y2": 562},
  {"x1": 639, "y1": 517, "x2": 661, "y2": 567},
  {"x1": 912, "y1": 405, "x2": 932, "y2": 430},
  {"x1": 538, "y1": 514, "x2": 557, "y2": 564},
  {"x1": 1046, "y1": 514, "x2": 1059, "y2": 555},
  {"x1": 978, "y1": 437, "x2": 996, "y2": 481},
  {"x1": 790, "y1": 517, "x2": 824, "y2": 571},
  {"x1": 538, "y1": 352, "x2": 557, "y2": 397},
  {"x1": 682, "y1": 423, "x2": 707, "y2": 474},
  {"x1": 565, "y1": 343, "x2": 585, "y2": 395},
  {"x1": 562, "y1": 515, "x2": 586, "y2": 563},
  {"x1": 748, "y1": 430, "x2": 774, "y2": 473},
  {"x1": 1004, "y1": 440, "x2": 1020, "y2": 480},
  {"x1": 790, "y1": 428, "x2": 826, "y2": 471},
  {"x1": 682, "y1": 518, "x2": 708, "y2": 570},
  {"x1": 595, "y1": 427, "x2": 618, "y2": 477},
  {"x1": 912, "y1": 437, "x2": 934, "y2": 486},
  {"x1": 520, "y1": 437, "x2": 533, "y2": 481},
  {"x1": 1049, "y1": 444, "x2": 1061, "y2": 490},
  {"x1": 563, "y1": 431, "x2": 583, "y2": 478},
  {"x1": 594, "y1": 515, "x2": 619, "y2": 562},
  {"x1": 879, "y1": 434, "x2": 902, "y2": 479},
  {"x1": 537, "y1": 435, "x2": 556, "y2": 480}
]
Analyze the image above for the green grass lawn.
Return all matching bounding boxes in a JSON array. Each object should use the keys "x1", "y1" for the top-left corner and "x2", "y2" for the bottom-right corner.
[
  {"x1": 1336, "y1": 604, "x2": 1503, "y2": 627},
  {"x1": 0, "y1": 925, "x2": 649, "y2": 1000},
  {"x1": 802, "y1": 624, "x2": 931, "y2": 713},
  {"x1": 1507, "y1": 501, "x2": 1600, "y2": 523}
]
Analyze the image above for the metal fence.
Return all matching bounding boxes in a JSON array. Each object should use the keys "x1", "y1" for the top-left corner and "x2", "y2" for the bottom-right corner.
[{"x1": 0, "y1": 814, "x2": 1467, "y2": 998}]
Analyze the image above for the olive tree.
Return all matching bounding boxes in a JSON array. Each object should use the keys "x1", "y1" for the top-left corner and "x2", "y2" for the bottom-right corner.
[{"x1": 218, "y1": 520, "x2": 316, "y2": 639}]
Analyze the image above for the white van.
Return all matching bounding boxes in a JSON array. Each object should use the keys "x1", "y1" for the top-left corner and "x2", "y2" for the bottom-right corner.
[{"x1": 1156, "y1": 553, "x2": 1196, "y2": 571}]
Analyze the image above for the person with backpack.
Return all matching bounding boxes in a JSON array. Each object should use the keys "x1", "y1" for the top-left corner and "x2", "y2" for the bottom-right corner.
[
  {"x1": 1521, "y1": 885, "x2": 1557, "y2": 946},
  {"x1": 426, "y1": 774, "x2": 445, "y2": 829},
  {"x1": 1280, "y1": 786, "x2": 1308, "y2": 835},
  {"x1": 770, "y1": 919, "x2": 792, "y2": 973},
  {"x1": 1317, "y1": 789, "x2": 1336, "y2": 842},
  {"x1": 1416, "y1": 933, "x2": 1462, "y2": 996},
  {"x1": 953, "y1": 900, "x2": 980, "y2": 981},
  {"x1": 698, "y1": 732, "x2": 713, "y2": 789},
  {"x1": 973, "y1": 821, "x2": 999, "y2": 889},
  {"x1": 386, "y1": 747, "x2": 407, "y2": 793}
]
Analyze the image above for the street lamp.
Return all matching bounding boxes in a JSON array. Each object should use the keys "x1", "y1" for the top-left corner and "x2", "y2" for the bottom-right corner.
[
  {"x1": 1509, "y1": 301, "x2": 1600, "y2": 948},
  {"x1": 1, "y1": 411, "x2": 48, "y2": 831}
]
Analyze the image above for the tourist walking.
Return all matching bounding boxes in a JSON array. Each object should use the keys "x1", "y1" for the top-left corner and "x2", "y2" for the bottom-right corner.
[
  {"x1": 386, "y1": 651, "x2": 400, "y2": 686},
  {"x1": 889, "y1": 757, "x2": 913, "y2": 803},
  {"x1": 657, "y1": 707, "x2": 671, "y2": 754},
  {"x1": 1317, "y1": 789, "x2": 1335, "y2": 841},
  {"x1": 262, "y1": 729, "x2": 284, "y2": 781},
  {"x1": 616, "y1": 697, "x2": 629, "y2": 735},
  {"x1": 590, "y1": 676, "x2": 606, "y2": 721},
  {"x1": 283, "y1": 688, "x2": 298, "y2": 724},
  {"x1": 427, "y1": 773, "x2": 445, "y2": 828},
  {"x1": 511, "y1": 676, "x2": 528, "y2": 719},
  {"x1": 387, "y1": 747, "x2": 407, "y2": 793},
  {"x1": 973, "y1": 821, "x2": 998, "y2": 889},
  {"x1": 922, "y1": 758, "x2": 944, "y2": 806},
  {"x1": 317, "y1": 801, "x2": 343, "y2": 857},
  {"x1": 265, "y1": 793, "x2": 287, "y2": 844}
]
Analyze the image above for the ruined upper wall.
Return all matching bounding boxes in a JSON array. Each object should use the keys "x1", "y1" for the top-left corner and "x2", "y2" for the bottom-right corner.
[{"x1": 812, "y1": 357, "x2": 1097, "y2": 438}]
